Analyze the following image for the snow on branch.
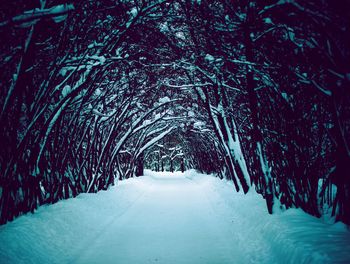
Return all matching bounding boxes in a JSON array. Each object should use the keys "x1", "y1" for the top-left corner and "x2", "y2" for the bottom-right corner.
[
  {"x1": 136, "y1": 127, "x2": 174, "y2": 159},
  {"x1": 311, "y1": 80, "x2": 332, "y2": 96},
  {"x1": 92, "y1": 108, "x2": 117, "y2": 119},
  {"x1": 258, "y1": 0, "x2": 330, "y2": 21},
  {"x1": 222, "y1": 83, "x2": 241, "y2": 92},
  {"x1": 295, "y1": 72, "x2": 332, "y2": 96},
  {"x1": 140, "y1": 0, "x2": 169, "y2": 15},
  {"x1": 163, "y1": 82, "x2": 212, "y2": 90},
  {"x1": 106, "y1": 99, "x2": 180, "y2": 179},
  {"x1": 0, "y1": 4, "x2": 75, "y2": 28}
]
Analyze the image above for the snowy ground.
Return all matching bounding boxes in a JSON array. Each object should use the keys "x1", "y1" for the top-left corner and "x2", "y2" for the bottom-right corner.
[{"x1": 0, "y1": 170, "x2": 349, "y2": 264}]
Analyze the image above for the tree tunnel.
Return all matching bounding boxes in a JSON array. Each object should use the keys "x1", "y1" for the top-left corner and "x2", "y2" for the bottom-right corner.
[{"x1": 0, "y1": 0, "x2": 350, "y2": 226}]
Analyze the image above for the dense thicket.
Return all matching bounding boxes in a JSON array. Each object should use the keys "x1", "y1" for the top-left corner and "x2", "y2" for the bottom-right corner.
[{"x1": 0, "y1": 0, "x2": 349, "y2": 225}]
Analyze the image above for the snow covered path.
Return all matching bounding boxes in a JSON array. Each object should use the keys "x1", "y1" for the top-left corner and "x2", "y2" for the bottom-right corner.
[
  {"x1": 1, "y1": 170, "x2": 350, "y2": 264},
  {"x1": 74, "y1": 173, "x2": 245, "y2": 264}
]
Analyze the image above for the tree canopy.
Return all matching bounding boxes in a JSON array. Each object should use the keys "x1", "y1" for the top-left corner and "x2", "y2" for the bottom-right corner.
[{"x1": 1, "y1": 0, "x2": 349, "y2": 225}]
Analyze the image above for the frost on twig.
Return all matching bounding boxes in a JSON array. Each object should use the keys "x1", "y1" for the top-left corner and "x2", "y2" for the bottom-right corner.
[{"x1": 0, "y1": 4, "x2": 75, "y2": 28}]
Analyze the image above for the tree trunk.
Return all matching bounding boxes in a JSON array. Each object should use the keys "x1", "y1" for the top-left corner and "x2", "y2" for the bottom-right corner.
[
  {"x1": 135, "y1": 152, "x2": 144, "y2": 177},
  {"x1": 244, "y1": 7, "x2": 274, "y2": 213}
]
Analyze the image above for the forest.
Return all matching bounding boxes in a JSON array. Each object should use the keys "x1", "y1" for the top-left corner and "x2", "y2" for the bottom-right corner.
[{"x1": 0, "y1": 0, "x2": 349, "y2": 226}]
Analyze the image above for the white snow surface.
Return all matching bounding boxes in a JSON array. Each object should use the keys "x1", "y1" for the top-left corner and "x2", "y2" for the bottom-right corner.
[{"x1": 0, "y1": 170, "x2": 349, "y2": 264}]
